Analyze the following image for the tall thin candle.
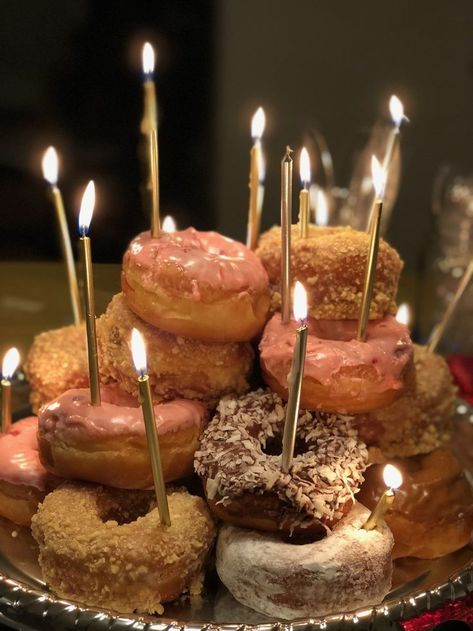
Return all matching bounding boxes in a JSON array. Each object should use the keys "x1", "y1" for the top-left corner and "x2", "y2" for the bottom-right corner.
[
  {"x1": 298, "y1": 148, "x2": 310, "y2": 238},
  {"x1": 247, "y1": 107, "x2": 265, "y2": 250},
  {"x1": 363, "y1": 464, "x2": 402, "y2": 531},
  {"x1": 1, "y1": 348, "x2": 20, "y2": 433},
  {"x1": 281, "y1": 147, "x2": 293, "y2": 323},
  {"x1": 142, "y1": 42, "x2": 160, "y2": 237}
]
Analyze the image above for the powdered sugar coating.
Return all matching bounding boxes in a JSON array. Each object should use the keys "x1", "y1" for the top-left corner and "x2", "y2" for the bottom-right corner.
[{"x1": 195, "y1": 390, "x2": 368, "y2": 527}]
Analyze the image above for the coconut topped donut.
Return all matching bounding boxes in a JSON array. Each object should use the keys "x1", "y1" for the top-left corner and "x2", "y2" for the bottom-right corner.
[
  {"x1": 256, "y1": 225, "x2": 402, "y2": 320},
  {"x1": 195, "y1": 389, "x2": 369, "y2": 535}
]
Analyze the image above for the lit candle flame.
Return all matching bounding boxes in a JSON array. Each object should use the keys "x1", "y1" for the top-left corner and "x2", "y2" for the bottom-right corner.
[
  {"x1": 2, "y1": 348, "x2": 20, "y2": 380},
  {"x1": 42, "y1": 146, "x2": 59, "y2": 185},
  {"x1": 131, "y1": 328, "x2": 147, "y2": 376},
  {"x1": 78, "y1": 181, "x2": 95, "y2": 236},
  {"x1": 251, "y1": 107, "x2": 265, "y2": 140},
  {"x1": 299, "y1": 147, "x2": 311, "y2": 186},
  {"x1": 293, "y1": 281, "x2": 308, "y2": 323},
  {"x1": 371, "y1": 155, "x2": 387, "y2": 199},
  {"x1": 396, "y1": 303, "x2": 411, "y2": 327},
  {"x1": 162, "y1": 215, "x2": 176, "y2": 233},
  {"x1": 142, "y1": 42, "x2": 155, "y2": 75},
  {"x1": 389, "y1": 95, "x2": 404, "y2": 128},
  {"x1": 383, "y1": 464, "x2": 403, "y2": 490}
]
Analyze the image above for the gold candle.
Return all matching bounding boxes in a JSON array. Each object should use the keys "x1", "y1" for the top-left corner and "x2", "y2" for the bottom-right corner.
[
  {"x1": 427, "y1": 258, "x2": 473, "y2": 353},
  {"x1": 131, "y1": 328, "x2": 171, "y2": 527},
  {"x1": 298, "y1": 147, "x2": 310, "y2": 238},
  {"x1": 281, "y1": 282, "x2": 308, "y2": 473},
  {"x1": 42, "y1": 147, "x2": 83, "y2": 325},
  {"x1": 281, "y1": 146, "x2": 293, "y2": 324},
  {"x1": 1, "y1": 348, "x2": 20, "y2": 433},
  {"x1": 246, "y1": 107, "x2": 265, "y2": 250},
  {"x1": 357, "y1": 156, "x2": 386, "y2": 342},
  {"x1": 363, "y1": 464, "x2": 403, "y2": 531},
  {"x1": 78, "y1": 181, "x2": 101, "y2": 406},
  {"x1": 142, "y1": 43, "x2": 160, "y2": 237}
]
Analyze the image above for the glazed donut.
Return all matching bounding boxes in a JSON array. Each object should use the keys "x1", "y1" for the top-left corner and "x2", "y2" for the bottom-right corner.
[
  {"x1": 122, "y1": 228, "x2": 270, "y2": 342},
  {"x1": 260, "y1": 314, "x2": 413, "y2": 414},
  {"x1": 25, "y1": 324, "x2": 88, "y2": 413},
  {"x1": 358, "y1": 447, "x2": 473, "y2": 559},
  {"x1": 31, "y1": 483, "x2": 216, "y2": 614},
  {"x1": 38, "y1": 384, "x2": 207, "y2": 489},
  {"x1": 256, "y1": 225, "x2": 402, "y2": 320},
  {"x1": 216, "y1": 502, "x2": 393, "y2": 620},
  {"x1": 0, "y1": 417, "x2": 60, "y2": 525},
  {"x1": 97, "y1": 293, "x2": 254, "y2": 405},
  {"x1": 195, "y1": 389, "x2": 369, "y2": 536},
  {"x1": 355, "y1": 345, "x2": 457, "y2": 461}
]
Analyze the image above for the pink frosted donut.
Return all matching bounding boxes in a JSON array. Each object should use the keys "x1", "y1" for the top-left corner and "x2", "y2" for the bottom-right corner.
[
  {"x1": 38, "y1": 385, "x2": 207, "y2": 488},
  {"x1": 121, "y1": 228, "x2": 270, "y2": 342},
  {"x1": 260, "y1": 314, "x2": 413, "y2": 414},
  {"x1": 0, "y1": 417, "x2": 60, "y2": 525}
]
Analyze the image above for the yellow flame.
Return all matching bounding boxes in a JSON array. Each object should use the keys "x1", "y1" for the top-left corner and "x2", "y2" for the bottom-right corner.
[
  {"x1": 2, "y1": 347, "x2": 20, "y2": 380},
  {"x1": 162, "y1": 215, "x2": 176, "y2": 233},
  {"x1": 131, "y1": 328, "x2": 147, "y2": 375},
  {"x1": 395, "y1": 303, "x2": 411, "y2": 327},
  {"x1": 383, "y1": 464, "x2": 403, "y2": 490},
  {"x1": 251, "y1": 107, "x2": 265, "y2": 140},
  {"x1": 389, "y1": 95, "x2": 404, "y2": 128},
  {"x1": 299, "y1": 147, "x2": 311, "y2": 185},
  {"x1": 371, "y1": 155, "x2": 387, "y2": 199},
  {"x1": 293, "y1": 281, "x2": 308, "y2": 322},
  {"x1": 142, "y1": 42, "x2": 155, "y2": 75},
  {"x1": 42, "y1": 146, "x2": 58, "y2": 185},
  {"x1": 78, "y1": 181, "x2": 95, "y2": 234}
]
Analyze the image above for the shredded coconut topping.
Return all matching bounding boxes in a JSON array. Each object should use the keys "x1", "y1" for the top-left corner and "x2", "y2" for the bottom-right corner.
[{"x1": 195, "y1": 389, "x2": 368, "y2": 526}]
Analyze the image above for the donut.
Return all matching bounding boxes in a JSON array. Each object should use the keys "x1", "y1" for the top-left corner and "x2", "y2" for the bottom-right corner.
[
  {"x1": 358, "y1": 447, "x2": 473, "y2": 559},
  {"x1": 259, "y1": 314, "x2": 413, "y2": 414},
  {"x1": 25, "y1": 324, "x2": 88, "y2": 412},
  {"x1": 0, "y1": 417, "x2": 60, "y2": 525},
  {"x1": 97, "y1": 293, "x2": 254, "y2": 405},
  {"x1": 256, "y1": 225, "x2": 402, "y2": 320},
  {"x1": 216, "y1": 502, "x2": 393, "y2": 620},
  {"x1": 38, "y1": 384, "x2": 207, "y2": 489},
  {"x1": 355, "y1": 345, "x2": 457, "y2": 461},
  {"x1": 122, "y1": 228, "x2": 270, "y2": 342},
  {"x1": 194, "y1": 389, "x2": 369, "y2": 536},
  {"x1": 31, "y1": 482, "x2": 216, "y2": 614}
]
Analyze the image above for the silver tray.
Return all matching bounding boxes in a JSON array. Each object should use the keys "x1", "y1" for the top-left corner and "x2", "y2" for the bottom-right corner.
[{"x1": 1, "y1": 402, "x2": 473, "y2": 630}]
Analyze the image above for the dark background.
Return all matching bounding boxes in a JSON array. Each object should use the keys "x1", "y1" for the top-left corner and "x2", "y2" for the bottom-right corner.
[{"x1": 1, "y1": 0, "x2": 473, "y2": 271}]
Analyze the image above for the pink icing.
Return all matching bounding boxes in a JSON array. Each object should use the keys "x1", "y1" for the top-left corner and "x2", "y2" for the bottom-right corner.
[
  {"x1": 0, "y1": 417, "x2": 58, "y2": 491},
  {"x1": 123, "y1": 228, "x2": 269, "y2": 296},
  {"x1": 39, "y1": 385, "x2": 206, "y2": 445},
  {"x1": 260, "y1": 315, "x2": 413, "y2": 394}
]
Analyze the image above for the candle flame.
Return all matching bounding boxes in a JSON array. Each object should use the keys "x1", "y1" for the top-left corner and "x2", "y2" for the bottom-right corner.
[
  {"x1": 383, "y1": 464, "x2": 403, "y2": 490},
  {"x1": 293, "y1": 281, "x2": 308, "y2": 322},
  {"x1": 142, "y1": 42, "x2": 155, "y2": 75},
  {"x1": 78, "y1": 180, "x2": 95, "y2": 236},
  {"x1": 299, "y1": 147, "x2": 311, "y2": 185},
  {"x1": 2, "y1": 347, "x2": 20, "y2": 380},
  {"x1": 371, "y1": 155, "x2": 387, "y2": 199},
  {"x1": 251, "y1": 107, "x2": 265, "y2": 140},
  {"x1": 396, "y1": 303, "x2": 411, "y2": 327},
  {"x1": 131, "y1": 328, "x2": 147, "y2": 376},
  {"x1": 162, "y1": 215, "x2": 176, "y2": 233},
  {"x1": 389, "y1": 95, "x2": 404, "y2": 128},
  {"x1": 42, "y1": 146, "x2": 59, "y2": 185}
]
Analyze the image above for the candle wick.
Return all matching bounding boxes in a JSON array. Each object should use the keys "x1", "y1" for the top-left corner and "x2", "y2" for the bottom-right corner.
[{"x1": 284, "y1": 145, "x2": 293, "y2": 160}]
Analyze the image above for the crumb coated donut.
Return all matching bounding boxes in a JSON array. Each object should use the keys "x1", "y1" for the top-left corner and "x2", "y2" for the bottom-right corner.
[
  {"x1": 195, "y1": 389, "x2": 369, "y2": 536},
  {"x1": 97, "y1": 293, "x2": 254, "y2": 404},
  {"x1": 38, "y1": 385, "x2": 207, "y2": 488},
  {"x1": 122, "y1": 228, "x2": 270, "y2": 342},
  {"x1": 358, "y1": 448, "x2": 473, "y2": 559},
  {"x1": 25, "y1": 324, "x2": 88, "y2": 413},
  {"x1": 31, "y1": 483, "x2": 216, "y2": 614},
  {"x1": 256, "y1": 225, "x2": 403, "y2": 320},
  {"x1": 355, "y1": 345, "x2": 457, "y2": 461},
  {"x1": 260, "y1": 314, "x2": 413, "y2": 414},
  {"x1": 0, "y1": 417, "x2": 60, "y2": 525},
  {"x1": 216, "y1": 502, "x2": 393, "y2": 620}
]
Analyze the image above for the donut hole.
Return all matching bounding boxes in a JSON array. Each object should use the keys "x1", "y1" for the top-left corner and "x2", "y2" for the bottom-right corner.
[
  {"x1": 261, "y1": 436, "x2": 308, "y2": 457},
  {"x1": 97, "y1": 490, "x2": 154, "y2": 526},
  {"x1": 280, "y1": 529, "x2": 326, "y2": 545}
]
